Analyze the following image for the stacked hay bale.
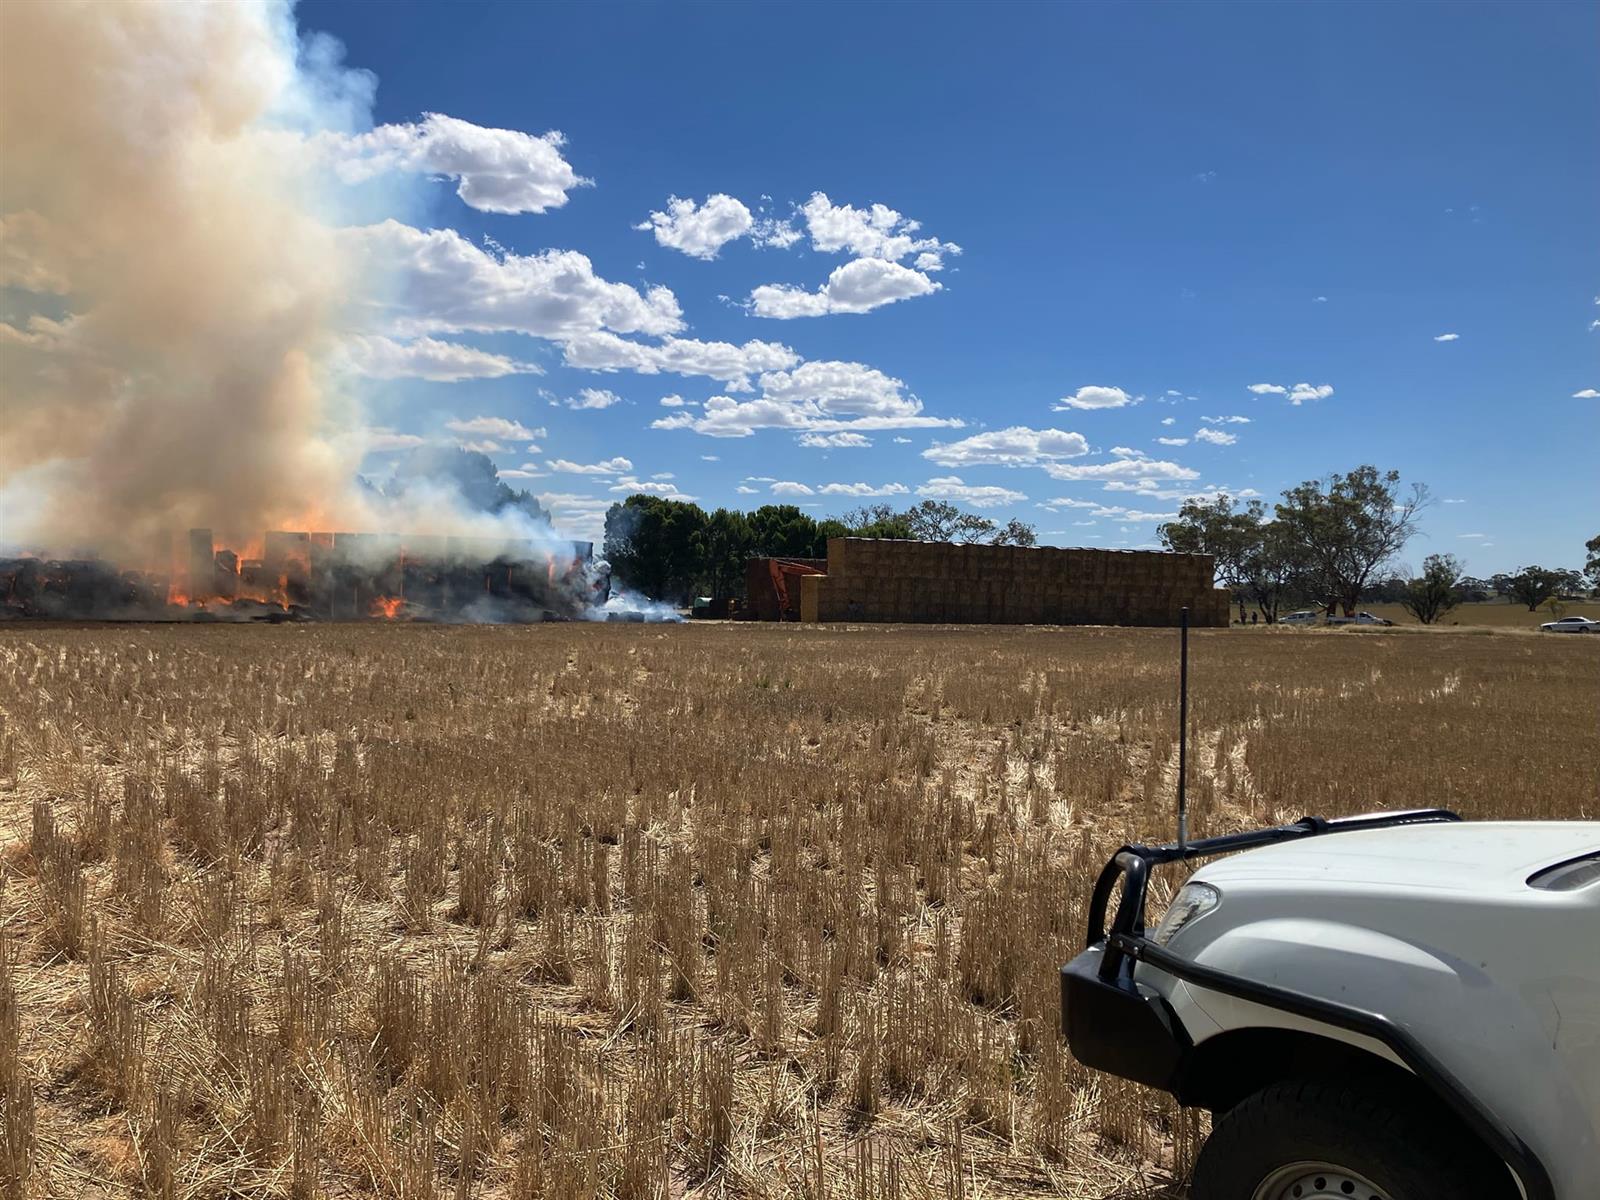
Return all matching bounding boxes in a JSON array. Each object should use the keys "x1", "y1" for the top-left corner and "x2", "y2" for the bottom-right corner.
[{"x1": 804, "y1": 538, "x2": 1230, "y2": 627}]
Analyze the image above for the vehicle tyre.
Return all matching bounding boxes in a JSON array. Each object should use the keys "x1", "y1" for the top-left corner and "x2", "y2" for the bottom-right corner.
[{"x1": 1190, "y1": 1078, "x2": 1511, "y2": 1200}]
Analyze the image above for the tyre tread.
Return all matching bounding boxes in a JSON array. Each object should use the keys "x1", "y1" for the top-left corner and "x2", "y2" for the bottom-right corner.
[{"x1": 1191, "y1": 1076, "x2": 1511, "y2": 1200}]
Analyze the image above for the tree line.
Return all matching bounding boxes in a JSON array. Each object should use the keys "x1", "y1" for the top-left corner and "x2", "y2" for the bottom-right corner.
[
  {"x1": 1158, "y1": 464, "x2": 1599, "y2": 624},
  {"x1": 601, "y1": 496, "x2": 1035, "y2": 601},
  {"x1": 600, "y1": 465, "x2": 1596, "y2": 617}
]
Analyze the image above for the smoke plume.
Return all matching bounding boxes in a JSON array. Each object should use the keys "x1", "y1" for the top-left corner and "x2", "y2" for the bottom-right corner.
[
  {"x1": 2, "y1": 1, "x2": 568, "y2": 567},
  {"x1": 0, "y1": 2, "x2": 377, "y2": 559}
]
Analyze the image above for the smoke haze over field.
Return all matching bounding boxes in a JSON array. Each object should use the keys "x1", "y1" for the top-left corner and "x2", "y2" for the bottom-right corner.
[
  {"x1": 0, "y1": 2, "x2": 371, "y2": 559},
  {"x1": 0, "y1": 1, "x2": 574, "y2": 563}
]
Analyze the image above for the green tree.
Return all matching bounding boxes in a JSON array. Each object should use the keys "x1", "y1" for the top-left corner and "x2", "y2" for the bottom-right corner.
[
  {"x1": 1585, "y1": 534, "x2": 1600, "y2": 592},
  {"x1": 900, "y1": 500, "x2": 1036, "y2": 545},
  {"x1": 1400, "y1": 554, "x2": 1465, "y2": 625},
  {"x1": 854, "y1": 515, "x2": 915, "y2": 539},
  {"x1": 1243, "y1": 520, "x2": 1306, "y2": 624},
  {"x1": 747, "y1": 505, "x2": 821, "y2": 558},
  {"x1": 1159, "y1": 494, "x2": 1306, "y2": 622},
  {"x1": 991, "y1": 518, "x2": 1038, "y2": 547},
  {"x1": 602, "y1": 496, "x2": 708, "y2": 601},
  {"x1": 1274, "y1": 466, "x2": 1428, "y2": 617},
  {"x1": 1506, "y1": 565, "x2": 1577, "y2": 611},
  {"x1": 838, "y1": 504, "x2": 917, "y2": 540},
  {"x1": 1160, "y1": 494, "x2": 1263, "y2": 621},
  {"x1": 833, "y1": 501, "x2": 1034, "y2": 545},
  {"x1": 696, "y1": 508, "x2": 755, "y2": 598},
  {"x1": 814, "y1": 519, "x2": 851, "y2": 555},
  {"x1": 903, "y1": 500, "x2": 983, "y2": 542}
]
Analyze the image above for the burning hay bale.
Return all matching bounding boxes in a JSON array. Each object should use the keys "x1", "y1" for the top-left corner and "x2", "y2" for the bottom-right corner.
[{"x1": 3, "y1": 529, "x2": 610, "y2": 624}]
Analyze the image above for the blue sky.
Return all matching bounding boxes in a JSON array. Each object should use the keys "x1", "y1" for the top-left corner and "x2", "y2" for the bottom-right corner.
[{"x1": 301, "y1": 0, "x2": 1598, "y2": 573}]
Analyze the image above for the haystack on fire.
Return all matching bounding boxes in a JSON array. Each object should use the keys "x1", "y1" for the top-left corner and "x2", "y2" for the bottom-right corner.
[
  {"x1": 0, "y1": 3, "x2": 618, "y2": 618},
  {"x1": 1, "y1": 529, "x2": 605, "y2": 623}
]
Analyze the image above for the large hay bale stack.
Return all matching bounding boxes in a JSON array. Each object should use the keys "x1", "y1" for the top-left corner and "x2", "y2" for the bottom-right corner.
[{"x1": 799, "y1": 538, "x2": 1224, "y2": 628}]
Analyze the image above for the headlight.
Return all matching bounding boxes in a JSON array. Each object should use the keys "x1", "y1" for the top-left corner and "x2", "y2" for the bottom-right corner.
[{"x1": 1152, "y1": 882, "x2": 1220, "y2": 946}]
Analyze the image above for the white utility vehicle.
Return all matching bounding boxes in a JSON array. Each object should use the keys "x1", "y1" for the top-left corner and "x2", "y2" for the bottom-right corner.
[{"x1": 1061, "y1": 809, "x2": 1600, "y2": 1200}]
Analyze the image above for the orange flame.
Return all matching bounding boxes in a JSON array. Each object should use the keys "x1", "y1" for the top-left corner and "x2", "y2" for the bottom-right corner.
[{"x1": 370, "y1": 596, "x2": 404, "y2": 620}]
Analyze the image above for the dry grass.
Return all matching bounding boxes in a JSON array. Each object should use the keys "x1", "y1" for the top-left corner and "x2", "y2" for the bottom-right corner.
[
  {"x1": 0, "y1": 621, "x2": 1594, "y2": 1199},
  {"x1": 1350, "y1": 599, "x2": 1600, "y2": 629}
]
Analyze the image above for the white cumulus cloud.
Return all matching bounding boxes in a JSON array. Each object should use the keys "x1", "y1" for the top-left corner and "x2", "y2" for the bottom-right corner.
[
  {"x1": 635, "y1": 194, "x2": 754, "y2": 260},
  {"x1": 817, "y1": 482, "x2": 909, "y2": 497},
  {"x1": 339, "y1": 334, "x2": 539, "y2": 381},
  {"x1": 1572, "y1": 388, "x2": 1599, "y2": 399},
  {"x1": 749, "y1": 257, "x2": 939, "y2": 318},
  {"x1": 1040, "y1": 498, "x2": 1176, "y2": 522},
  {"x1": 1248, "y1": 381, "x2": 1334, "y2": 405},
  {"x1": 562, "y1": 387, "x2": 623, "y2": 410},
  {"x1": 744, "y1": 192, "x2": 960, "y2": 320},
  {"x1": 798, "y1": 432, "x2": 873, "y2": 448},
  {"x1": 560, "y1": 331, "x2": 799, "y2": 390},
  {"x1": 771, "y1": 481, "x2": 814, "y2": 496},
  {"x1": 1193, "y1": 428, "x2": 1237, "y2": 446},
  {"x1": 1288, "y1": 383, "x2": 1334, "y2": 404},
  {"x1": 1156, "y1": 436, "x2": 1189, "y2": 446},
  {"x1": 609, "y1": 477, "x2": 696, "y2": 499},
  {"x1": 1054, "y1": 385, "x2": 1136, "y2": 411},
  {"x1": 652, "y1": 361, "x2": 961, "y2": 438},
  {"x1": 547, "y1": 456, "x2": 633, "y2": 475},
  {"x1": 1433, "y1": 333, "x2": 1460, "y2": 342},
  {"x1": 917, "y1": 476, "x2": 1026, "y2": 509},
  {"x1": 922, "y1": 426, "x2": 1089, "y2": 468},
  {"x1": 798, "y1": 192, "x2": 960, "y2": 267},
  {"x1": 344, "y1": 220, "x2": 684, "y2": 340},
  {"x1": 444, "y1": 415, "x2": 545, "y2": 442},
  {"x1": 326, "y1": 113, "x2": 590, "y2": 214},
  {"x1": 1043, "y1": 453, "x2": 1198, "y2": 483}
]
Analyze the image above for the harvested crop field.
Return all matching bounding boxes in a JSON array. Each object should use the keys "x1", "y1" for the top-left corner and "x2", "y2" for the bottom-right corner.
[{"x1": 1, "y1": 623, "x2": 1595, "y2": 1199}]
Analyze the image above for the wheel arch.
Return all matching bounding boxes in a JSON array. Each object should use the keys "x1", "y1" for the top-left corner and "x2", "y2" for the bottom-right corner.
[{"x1": 1176, "y1": 1027, "x2": 1523, "y2": 1197}]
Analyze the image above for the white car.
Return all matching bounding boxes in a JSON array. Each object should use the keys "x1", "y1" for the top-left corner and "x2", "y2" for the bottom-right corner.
[
  {"x1": 1540, "y1": 616, "x2": 1599, "y2": 633},
  {"x1": 1279, "y1": 610, "x2": 1319, "y2": 626},
  {"x1": 1062, "y1": 811, "x2": 1599, "y2": 1200},
  {"x1": 1328, "y1": 610, "x2": 1395, "y2": 626}
]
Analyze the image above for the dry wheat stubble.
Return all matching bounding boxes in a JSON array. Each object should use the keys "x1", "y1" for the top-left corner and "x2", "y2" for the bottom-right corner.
[{"x1": 0, "y1": 622, "x2": 1593, "y2": 1199}]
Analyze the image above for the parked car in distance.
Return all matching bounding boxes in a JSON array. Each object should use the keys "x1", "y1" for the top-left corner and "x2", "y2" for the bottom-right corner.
[
  {"x1": 1280, "y1": 610, "x2": 1319, "y2": 626},
  {"x1": 1541, "y1": 616, "x2": 1600, "y2": 633},
  {"x1": 1339, "y1": 611, "x2": 1395, "y2": 626}
]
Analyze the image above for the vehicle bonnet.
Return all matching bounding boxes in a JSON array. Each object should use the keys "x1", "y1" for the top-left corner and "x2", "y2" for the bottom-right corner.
[{"x1": 1191, "y1": 820, "x2": 1600, "y2": 897}]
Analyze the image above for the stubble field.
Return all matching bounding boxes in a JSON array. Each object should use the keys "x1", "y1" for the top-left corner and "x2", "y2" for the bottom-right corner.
[{"x1": 1, "y1": 622, "x2": 1595, "y2": 1200}]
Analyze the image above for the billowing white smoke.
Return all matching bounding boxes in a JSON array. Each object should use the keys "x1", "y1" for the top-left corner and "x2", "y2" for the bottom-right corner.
[{"x1": 0, "y1": 1, "x2": 567, "y2": 567}]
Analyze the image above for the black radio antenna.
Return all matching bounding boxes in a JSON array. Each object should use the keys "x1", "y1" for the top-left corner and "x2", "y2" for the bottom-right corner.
[{"x1": 1177, "y1": 606, "x2": 1190, "y2": 851}]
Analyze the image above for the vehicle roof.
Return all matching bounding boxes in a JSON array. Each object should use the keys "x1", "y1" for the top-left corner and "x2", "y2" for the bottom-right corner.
[{"x1": 1193, "y1": 821, "x2": 1600, "y2": 896}]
